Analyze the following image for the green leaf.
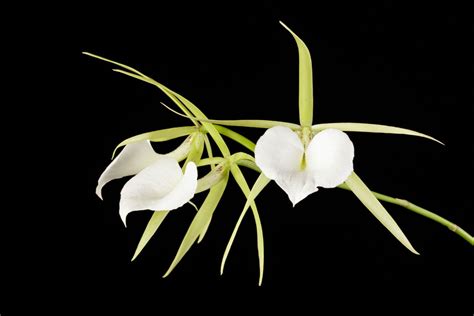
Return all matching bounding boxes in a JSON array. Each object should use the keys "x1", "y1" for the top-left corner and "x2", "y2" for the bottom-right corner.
[
  {"x1": 131, "y1": 211, "x2": 169, "y2": 261},
  {"x1": 163, "y1": 174, "x2": 229, "y2": 277},
  {"x1": 344, "y1": 172, "x2": 419, "y2": 254},
  {"x1": 280, "y1": 21, "x2": 313, "y2": 127},
  {"x1": 225, "y1": 166, "x2": 268, "y2": 286},
  {"x1": 112, "y1": 126, "x2": 196, "y2": 158},
  {"x1": 313, "y1": 122, "x2": 443, "y2": 145}
]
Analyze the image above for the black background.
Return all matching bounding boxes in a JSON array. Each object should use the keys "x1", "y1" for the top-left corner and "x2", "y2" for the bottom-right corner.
[{"x1": 3, "y1": 0, "x2": 473, "y2": 314}]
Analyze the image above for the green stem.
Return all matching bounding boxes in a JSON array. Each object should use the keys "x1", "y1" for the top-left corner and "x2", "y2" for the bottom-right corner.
[{"x1": 338, "y1": 183, "x2": 474, "y2": 246}]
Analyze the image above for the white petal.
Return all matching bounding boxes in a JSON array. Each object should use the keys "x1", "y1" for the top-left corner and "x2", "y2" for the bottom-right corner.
[
  {"x1": 274, "y1": 171, "x2": 318, "y2": 206},
  {"x1": 255, "y1": 126, "x2": 304, "y2": 178},
  {"x1": 96, "y1": 140, "x2": 160, "y2": 199},
  {"x1": 306, "y1": 129, "x2": 354, "y2": 188},
  {"x1": 255, "y1": 126, "x2": 318, "y2": 205},
  {"x1": 119, "y1": 158, "x2": 197, "y2": 225}
]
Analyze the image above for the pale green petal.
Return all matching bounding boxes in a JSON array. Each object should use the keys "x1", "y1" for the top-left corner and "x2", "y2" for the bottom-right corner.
[
  {"x1": 236, "y1": 159, "x2": 261, "y2": 173},
  {"x1": 280, "y1": 21, "x2": 313, "y2": 127},
  {"x1": 83, "y1": 52, "x2": 198, "y2": 126},
  {"x1": 209, "y1": 119, "x2": 299, "y2": 130},
  {"x1": 197, "y1": 157, "x2": 226, "y2": 167},
  {"x1": 195, "y1": 162, "x2": 228, "y2": 194},
  {"x1": 203, "y1": 134, "x2": 214, "y2": 165},
  {"x1": 158, "y1": 101, "x2": 299, "y2": 130},
  {"x1": 313, "y1": 123, "x2": 443, "y2": 145},
  {"x1": 184, "y1": 132, "x2": 204, "y2": 166},
  {"x1": 344, "y1": 172, "x2": 419, "y2": 254},
  {"x1": 83, "y1": 52, "x2": 148, "y2": 77},
  {"x1": 214, "y1": 125, "x2": 256, "y2": 152},
  {"x1": 163, "y1": 174, "x2": 228, "y2": 277},
  {"x1": 113, "y1": 126, "x2": 196, "y2": 158},
  {"x1": 131, "y1": 211, "x2": 169, "y2": 261},
  {"x1": 195, "y1": 118, "x2": 299, "y2": 130},
  {"x1": 197, "y1": 214, "x2": 213, "y2": 244},
  {"x1": 164, "y1": 135, "x2": 196, "y2": 162},
  {"x1": 228, "y1": 165, "x2": 266, "y2": 286},
  {"x1": 149, "y1": 76, "x2": 233, "y2": 157},
  {"x1": 231, "y1": 152, "x2": 255, "y2": 163},
  {"x1": 168, "y1": 94, "x2": 231, "y2": 157}
]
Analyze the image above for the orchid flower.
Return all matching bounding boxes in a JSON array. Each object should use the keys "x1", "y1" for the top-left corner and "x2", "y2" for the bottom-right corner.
[
  {"x1": 96, "y1": 136, "x2": 198, "y2": 226},
  {"x1": 86, "y1": 21, "x2": 472, "y2": 286},
  {"x1": 146, "y1": 22, "x2": 442, "y2": 255},
  {"x1": 255, "y1": 126, "x2": 354, "y2": 206}
]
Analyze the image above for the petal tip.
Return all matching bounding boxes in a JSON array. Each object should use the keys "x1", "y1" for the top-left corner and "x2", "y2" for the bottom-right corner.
[
  {"x1": 289, "y1": 195, "x2": 303, "y2": 207},
  {"x1": 95, "y1": 185, "x2": 104, "y2": 200},
  {"x1": 409, "y1": 245, "x2": 420, "y2": 255},
  {"x1": 119, "y1": 208, "x2": 128, "y2": 227}
]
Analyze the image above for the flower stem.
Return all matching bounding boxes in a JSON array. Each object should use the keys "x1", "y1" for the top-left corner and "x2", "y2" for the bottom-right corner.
[{"x1": 338, "y1": 183, "x2": 474, "y2": 246}]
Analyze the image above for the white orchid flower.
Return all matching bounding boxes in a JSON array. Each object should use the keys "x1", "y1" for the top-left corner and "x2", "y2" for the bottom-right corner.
[
  {"x1": 255, "y1": 126, "x2": 354, "y2": 206},
  {"x1": 84, "y1": 19, "x2": 473, "y2": 287},
  {"x1": 96, "y1": 138, "x2": 198, "y2": 226}
]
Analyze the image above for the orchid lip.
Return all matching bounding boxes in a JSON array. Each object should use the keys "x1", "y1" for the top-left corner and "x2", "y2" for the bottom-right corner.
[{"x1": 255, "y1": 126, "x2": 354, "y2": 205}]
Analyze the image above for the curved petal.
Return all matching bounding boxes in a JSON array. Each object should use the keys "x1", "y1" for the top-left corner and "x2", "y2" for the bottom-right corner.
[
  {"x1": 119, "y1": 158, "x2": 197, "y2": 225},
  {"x1": 274, "y1": 171, "x2": 318, "y2": 206},
  {"x1": 306, "y1": 129, "x2": 354, "y2": 188},
  {"x1": 255, "y1": 126, "x2": 318, "y2": 205},
  {"x1": 96, "y1": 140, "x2": 160, "y2": 199},
  {"x1": 255, "y1": 126, "x2": 304, "y2": 178}
]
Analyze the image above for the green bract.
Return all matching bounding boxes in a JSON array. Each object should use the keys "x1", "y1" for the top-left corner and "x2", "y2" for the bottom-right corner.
[{"x1": 87, "y1": 21, "x2": 473, "y2": 286}]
